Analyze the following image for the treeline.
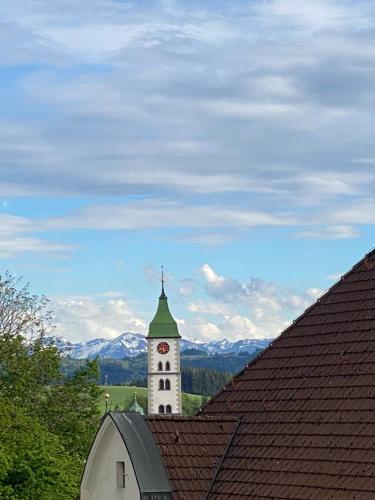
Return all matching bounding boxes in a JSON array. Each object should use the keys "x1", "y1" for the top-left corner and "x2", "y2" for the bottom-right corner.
[
  {"x1": 0, "y1": 273, "x2": 101, "y2": 499},
  {"x1": 124, "y1": 366, "x2": 232, "y2": 396},
  {"x1": 62, "y1": 352, "x2": 148, "y2": 385},
  {"x1": 181, "y1": 350, "x2": 260, "y2": 373},
  {"x1": 62, "y1": 349, "x2": 254, "y2": 396},
  {"x1": 181, "y1": 366, "x2": 232, "y2": 396}
]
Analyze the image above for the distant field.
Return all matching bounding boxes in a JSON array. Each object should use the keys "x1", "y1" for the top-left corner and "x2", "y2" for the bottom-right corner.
[{"x1": 98, "y1": 385, "x2": 204, "y2": 416}]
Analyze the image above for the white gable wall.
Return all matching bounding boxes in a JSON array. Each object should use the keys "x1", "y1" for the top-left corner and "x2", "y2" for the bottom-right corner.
[{"x1": 81, "y1": 416, "x2": 140, "y2": 500}]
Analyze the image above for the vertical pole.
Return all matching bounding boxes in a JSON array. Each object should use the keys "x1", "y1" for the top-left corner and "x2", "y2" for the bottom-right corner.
[{"x1": 104, "y1": 374, "x2": 109, "y2": 414}]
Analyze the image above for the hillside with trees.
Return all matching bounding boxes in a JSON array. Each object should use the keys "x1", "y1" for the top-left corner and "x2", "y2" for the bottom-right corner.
[{"x1": 62, "y1": 348, "x2": 260, "y2": 396}]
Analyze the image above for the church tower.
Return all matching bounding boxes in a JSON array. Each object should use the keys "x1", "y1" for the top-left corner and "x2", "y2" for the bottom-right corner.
[{"x1": 147, "y1": 271, "x2": 182, "y2": 415}]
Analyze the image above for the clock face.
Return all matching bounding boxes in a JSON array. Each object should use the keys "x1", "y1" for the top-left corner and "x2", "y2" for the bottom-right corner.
[{"x1": 157, "y1": 342, "x2": 170, "y2": 355}]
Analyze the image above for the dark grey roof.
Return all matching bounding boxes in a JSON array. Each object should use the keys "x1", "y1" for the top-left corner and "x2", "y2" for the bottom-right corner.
[{"x1": 110, "y1": 412, "x2": 172, "y2": 499}]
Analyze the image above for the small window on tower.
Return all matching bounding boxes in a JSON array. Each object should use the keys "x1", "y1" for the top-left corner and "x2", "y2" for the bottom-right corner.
[
  {"x1": 159, "y1": 405, "x2": 165, "y2": 414},
  {"x1": 165, "y1": 379, "x2": 171, "y2": 390},
  {"x1": 116, "y1": 461, "x2": 126, "y2": 488},
  {"x1": 158, "y1": 361, "x2": 163, "y2": 371},
  {"x1": 166, "y1": 361, "x2": 170, "y2": 371},
  {"x1": 166, "y1": 405, "x2": 172, "y2": 414},
  {"x1": 159, "y1": 379, "x2": 165, "y2": 390}
]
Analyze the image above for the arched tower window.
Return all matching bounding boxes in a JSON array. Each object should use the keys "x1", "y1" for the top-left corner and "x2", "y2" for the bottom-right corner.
[
  {"x1": 166, "y1": 405, "x2": 172, "y2": 414},
  {"x1": 165, "y1": 379, "x2": 171, "y2": 391},
  {"x1": 159, "y1": 405, "x2": 165, "y2": 414},
  {"x1": 158, "y1": 361, "x2": 163, "y2": 371},
  {"x1": 166, "y1": 361, "x2": 170, "y2": 371},
  {"x1": 159, "y1": 379, "x2": 165, "y2": 390}
]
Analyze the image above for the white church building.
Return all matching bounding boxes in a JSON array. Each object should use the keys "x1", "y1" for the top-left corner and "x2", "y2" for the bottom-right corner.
[{"x1": 80, "y1": 280, "x2": 182, "y2": 499}]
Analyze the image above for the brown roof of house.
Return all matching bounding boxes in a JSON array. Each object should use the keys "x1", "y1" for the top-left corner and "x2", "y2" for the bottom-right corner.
[
  {"x1": 198, "y1": 248, "x2": 375, "y2": 499},
  {"x1": 146, "y1": 416, "x2": 239, "y2": 500}
]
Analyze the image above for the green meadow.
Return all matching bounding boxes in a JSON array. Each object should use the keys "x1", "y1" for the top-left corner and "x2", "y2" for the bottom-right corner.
[{"x1": 98, "y1": 385, "x2": 204, "y2": 416}]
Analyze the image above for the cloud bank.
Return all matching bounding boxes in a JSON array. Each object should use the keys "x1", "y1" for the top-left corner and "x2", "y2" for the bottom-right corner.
[
  {"x1": 51, "y1": 264, "x2": 324, "y2": 343},
  {"x1": 0, "y1": 0, "x2": 375, "y2": 248}
]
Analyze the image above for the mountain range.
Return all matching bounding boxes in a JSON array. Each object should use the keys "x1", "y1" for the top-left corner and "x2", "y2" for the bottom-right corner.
[{"x1": 50, "y1": 333, "x2": 272, "y2": 360}]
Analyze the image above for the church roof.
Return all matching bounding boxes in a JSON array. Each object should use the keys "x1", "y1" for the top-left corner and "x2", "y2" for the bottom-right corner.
[
  {"x1": 128, "y1": 392, "x2": 144, "y2": 415},
  {"x1": 106, "y1": 412, "x2": 172, "y2": 498},
  {"x1": 198, "y1": 247, "x2": 375, "y2": 498},
  {"x1": 148, "y1": 285, "x2": 180, "y2": 338},
  {"x1": 145, "y1": 416, "x2": 239, "y2": 500}
]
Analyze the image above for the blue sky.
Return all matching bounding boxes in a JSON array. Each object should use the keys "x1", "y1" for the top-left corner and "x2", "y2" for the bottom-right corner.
[{"x1": 1, "y1": 0, "x2": 375, "y2": 342}]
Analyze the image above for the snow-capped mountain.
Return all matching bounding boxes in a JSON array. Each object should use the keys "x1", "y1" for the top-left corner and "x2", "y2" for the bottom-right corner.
[
  {"x1": 201, "y1": 337, "x2": 271, "y2": 355},
  {"x1": 50, "y1": 333, "x2": 272, "y2": 360}
]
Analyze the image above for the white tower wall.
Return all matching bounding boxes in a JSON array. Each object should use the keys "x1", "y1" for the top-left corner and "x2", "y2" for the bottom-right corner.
[{"x1": 148, "y1": 337, "x2": 182, "y2": 415}]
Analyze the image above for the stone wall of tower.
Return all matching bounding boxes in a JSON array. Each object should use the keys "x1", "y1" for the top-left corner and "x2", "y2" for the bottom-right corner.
[{"x1": 147, "y1": 338, "x2": 182, "y2": 415}]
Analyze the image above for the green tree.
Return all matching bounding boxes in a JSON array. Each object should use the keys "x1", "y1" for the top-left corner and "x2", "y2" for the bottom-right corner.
[
  {"x1": 0, "y1": 334, "x2": 60, "y2": 417},
  {"x1": 181, "y1": 366, "x2": 232, "y2": 395},
  {"x1": 0, "y1": 272, "x2": 101, "y2": 496},
  {"x1": 45, "y1": 359, "x2": 102, "y2": 457},
  {"x1": 0, "y1": 397, "x2": 79, "y2": 499}
]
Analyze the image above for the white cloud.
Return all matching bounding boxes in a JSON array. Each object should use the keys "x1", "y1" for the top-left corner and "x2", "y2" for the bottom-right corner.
[
  {"x1": 0, "y1": 237, "x2": 76, "y2": 259},
  {"x1": 180, "y1": 317, "x2": 221, "y2": 342},
  {"x1": 188, "y1": 263, "x2": 322, "y2": 341},
  {"x1": 200, "y1": 264, "x2": 226, "y2": 286},
  {"x1": 47, "y1": 263, "x2": 325, "y2": 344},
  {"x1": 328, "y1": 200, "x2": 375, "y2": 225},
  {"x1": 220, "y1": 314, "x2": 261, "y2": 340},
  {"x1": 0, "y1": 213, "x2": 77, "y2": 259},
  {"x1": 299, "y1": 225, "x2": 360, "y2": 239},
  {"x1": 326, "y1": 272, "x2": 342, "y2": 282},
  {"x1": 0, "y1": 0, "x2": 375, "y2": 245},
  {"x1": 204, "y1": 100, "x2": 299, "y2": 119},
  {"x1": 178, "y1": 278, "x2": 196, "y2": 297},
  {"x1": 199, "y1": 263, "x2": 312, "y2": 310},
  {"x1": 171, "y1": 231, "x2": 239, "y2": 246},
  {"x1": 305, "y1": 288, "x2": 324, "y2": 300},
  {"x1": 52, "y1": 294, "x2": 147, "y2": 342},
  {"x1": 40, "y1": 200, "x2": 299, "y2": 231},
  {"x1": 0, "y1": 213, "x2": 32, "y2": 235},
  {"x1": 188, "y1": 301, "x2": 232, "y2": 315},
  {"x1": 258, "y1": 0, "x2": 367, "y2": 32}
]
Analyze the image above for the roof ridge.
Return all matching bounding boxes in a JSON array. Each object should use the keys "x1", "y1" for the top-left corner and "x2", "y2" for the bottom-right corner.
[
  {"x1": 198, "y1": 247, "x2": 375, "y2": 415},
  {"x1": 204, "y1": 418, "x2": 241, "y2": 500},
  {"x1": 145, "y1": 415, "x2": 238, "y2": 422}
]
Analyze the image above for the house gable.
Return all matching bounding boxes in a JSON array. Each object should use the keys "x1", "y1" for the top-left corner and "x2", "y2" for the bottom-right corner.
[
  {"x1": 81, "y1": 415, "x2": 140, "y2": 500},
  {"x1": 81, "y1": 412, "x2": 172, "y2": 500}
]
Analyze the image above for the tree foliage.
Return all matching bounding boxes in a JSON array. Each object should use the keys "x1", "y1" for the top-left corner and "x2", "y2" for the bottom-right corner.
[
  {"x1": 0, "y1": 398, "x2": 78, "y2": 499},
  {"x1": 0, "y1": 272, "x2": 51, "y2": 343},
  {"x1": 45, "y1": 360, "x2": 102, "y2": 457},
  {"x1": 0, "y1": 273, "x2": 101, "y2": 497},
  {"x1": 181, "y1": 366, "x2": 232, "y2": 396}
]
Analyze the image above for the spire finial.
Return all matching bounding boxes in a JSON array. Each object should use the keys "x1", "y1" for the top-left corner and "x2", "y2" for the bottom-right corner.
[
  {"x1": 160, "y1": 265, "x2": 166, "y2": 298},
  {"x1": 104, "y1": 374, "x2": 110, "y2": 413}
]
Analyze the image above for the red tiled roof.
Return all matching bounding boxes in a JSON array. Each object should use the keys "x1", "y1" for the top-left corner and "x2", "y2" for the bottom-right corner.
[
  {"x1": 199, "y1": 248, "x2": 375, "y2": 499},
  {"x1": 146, "y1": 416, "x2": 239, "y2": 500}
]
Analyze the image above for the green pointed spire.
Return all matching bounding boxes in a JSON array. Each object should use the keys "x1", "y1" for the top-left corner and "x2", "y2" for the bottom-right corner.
[
  {"x1": 128, "y1": 392, "x2": 144, "y2": 415},
  {"x1": 148, "y1": 269, "x2": 180, "y2": 339}
]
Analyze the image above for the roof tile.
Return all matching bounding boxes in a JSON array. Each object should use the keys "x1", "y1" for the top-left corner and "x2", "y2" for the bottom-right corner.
[
  {"x1": 199, "y1": 249, "x2": 375, "y2": 498},
  {"x1": 146, "y1": 416, "x2": 238, "y2": 500}
]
